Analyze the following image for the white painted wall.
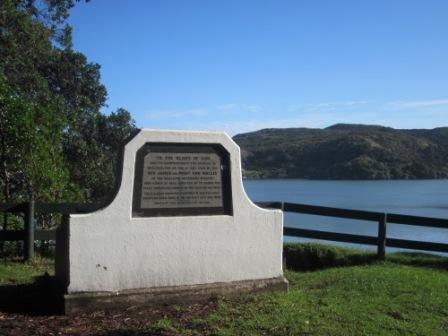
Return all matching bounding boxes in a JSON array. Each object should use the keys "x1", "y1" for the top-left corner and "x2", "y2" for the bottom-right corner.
[{"x1": 65, "y1": 130, "x2": 283, "y2": 293}]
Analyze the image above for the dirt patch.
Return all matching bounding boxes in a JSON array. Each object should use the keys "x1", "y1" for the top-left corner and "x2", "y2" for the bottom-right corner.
[
  {"x1": 0, "y1": 299, "x2": 217, "y2": 336},
  {"x1": 0, "y1": 276, "x2": 217, "y2": 335}
]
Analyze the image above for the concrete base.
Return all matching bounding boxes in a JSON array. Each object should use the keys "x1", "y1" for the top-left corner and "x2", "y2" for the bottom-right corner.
[{"x1": 63, "y1": 276, "x2": 288, "y2": 314}]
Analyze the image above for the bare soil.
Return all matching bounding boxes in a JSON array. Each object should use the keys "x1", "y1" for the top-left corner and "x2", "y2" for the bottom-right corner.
[{"x1": 0, "y1": 279, "x2": 217, "y2": 336}]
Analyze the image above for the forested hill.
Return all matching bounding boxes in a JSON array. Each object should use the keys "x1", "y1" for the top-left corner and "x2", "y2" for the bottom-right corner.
[{"x1": 233, "y1": 124, "x2": 448, "y2": 179}]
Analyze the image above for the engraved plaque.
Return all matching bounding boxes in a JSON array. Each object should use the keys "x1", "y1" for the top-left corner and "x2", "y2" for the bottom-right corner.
[
  {"x1": 141, "y1": 152, "x2": 223, "y2": 208},
  {"x1": 133, "y1": 143, "x2": 232, "y2": 217}
]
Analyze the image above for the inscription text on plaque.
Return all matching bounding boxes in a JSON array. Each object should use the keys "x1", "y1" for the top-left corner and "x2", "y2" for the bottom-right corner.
[
  {"x1": 132, "y1": 143, "x2": 232, "y2": 217},
  {"x1": 141, "y1": 152, "x2": 223, "y2": 208}
]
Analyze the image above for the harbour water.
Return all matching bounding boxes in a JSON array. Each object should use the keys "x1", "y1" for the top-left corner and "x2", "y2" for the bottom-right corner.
[{"x1": 243, "y1": 179, "x2": 448, "y2": 254}]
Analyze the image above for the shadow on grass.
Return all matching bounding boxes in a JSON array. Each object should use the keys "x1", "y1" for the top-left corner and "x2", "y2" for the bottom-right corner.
[
  {"x1": 387, "y1": 252, "x2": 448, "y2": 270},
  {"x1": 284, "y1": 243, "x2": 448, "y2": 272},
  {"x1": 0, "y1": 275, "x2": 62, "y2": 315}
]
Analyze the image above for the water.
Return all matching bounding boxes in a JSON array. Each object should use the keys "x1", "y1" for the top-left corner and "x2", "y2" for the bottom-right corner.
[{"x1": 243, "y1": 179, "x2": 448, "y2": 254}]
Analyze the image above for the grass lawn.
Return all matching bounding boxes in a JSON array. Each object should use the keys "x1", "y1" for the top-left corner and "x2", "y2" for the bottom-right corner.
[
  {"x1": 1, "y1": 244, "x2": 447, "y2": 335},
  {"x1": 142, "y1": 249, "x2": 448, "y2": 336},
  {"x1": 0, "y1": 257, "x2": 53, "y2": 285}
]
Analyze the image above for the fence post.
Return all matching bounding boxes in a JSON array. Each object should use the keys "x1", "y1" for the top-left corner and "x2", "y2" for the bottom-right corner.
[
  {"x1": 0, "y1": 212, "x2": 6, "y2": 253},
  {"x1": 377, "y1": 213, "x2": 387, "y2": 259},
  {"x1": 24, "y1": 199, "x2": 35, "y2": 261}
]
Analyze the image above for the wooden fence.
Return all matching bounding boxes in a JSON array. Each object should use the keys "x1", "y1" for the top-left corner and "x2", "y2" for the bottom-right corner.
[
  {"x1": 256, "y1": 202, "x2": 448, "y2": 258},
  {"x1": 1, "y1": 201, "x2": 447, "y2": 260},
  {"x1": 0, "y1": 201, "x2": 98, "y2": 260}
]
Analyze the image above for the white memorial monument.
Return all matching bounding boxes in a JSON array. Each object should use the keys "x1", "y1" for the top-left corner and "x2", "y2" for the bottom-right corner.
[{"x1": 56, "y1": 129, "x2": 287, "y2": 313}]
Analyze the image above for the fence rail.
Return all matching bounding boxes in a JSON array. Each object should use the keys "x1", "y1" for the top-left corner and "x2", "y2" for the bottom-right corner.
[
  {"x1": 257, "y1": 201, "x2": 448, "y2": 257},
  {"x1": 0, "y1": 229, "x2": 55, "y2": 241},
  {"x1": 1, "y1": 201, "x2": 448, "y2": 260},
  {"x1": 0, "y1": 201, "x2": 98, "y2": 260}
]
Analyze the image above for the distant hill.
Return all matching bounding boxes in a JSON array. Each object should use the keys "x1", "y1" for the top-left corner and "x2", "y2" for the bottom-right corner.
[{"x1": 233, "y1": 124, "x2": 448, "y2": 179}]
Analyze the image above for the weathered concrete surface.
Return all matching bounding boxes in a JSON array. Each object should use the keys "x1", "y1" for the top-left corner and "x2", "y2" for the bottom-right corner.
[
  {"x1": 64, "y1": 277, "x2": 289, "y2": 315},
  {"x1": 56, "y1": 130, "x2": 285, "y2": 308}
]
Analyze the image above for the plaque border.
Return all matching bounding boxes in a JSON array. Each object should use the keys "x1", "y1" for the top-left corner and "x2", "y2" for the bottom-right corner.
[{"x1": 132, "y1": 142, "x2": 233, "y2": 217}]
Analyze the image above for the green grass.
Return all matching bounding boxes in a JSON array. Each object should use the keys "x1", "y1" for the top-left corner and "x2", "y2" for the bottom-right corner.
[
  {"x1": 144, "y1": 244, "x2": 448, "y2": 335},
  {"x1": 1, "y1": 244, "x2": 448, "y2": 335},
  {"x1": 176, "y1": 264, "x2": 448, "y2": 335},
  {"x1": 0, "y1": 257, "x2": 54, "y2": 284},
  {"x1": 283, "y1": 242, "x2": 378, "y2": 271}
]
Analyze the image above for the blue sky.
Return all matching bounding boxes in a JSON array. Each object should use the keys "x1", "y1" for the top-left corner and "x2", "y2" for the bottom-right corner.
[{"x1": 68, "y1": 0, "x2": 448, "y2": 135}]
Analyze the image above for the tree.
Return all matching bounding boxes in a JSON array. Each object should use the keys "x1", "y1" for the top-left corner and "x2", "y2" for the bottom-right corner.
[
  {"x1": 64, "y1": 108, "x2": 137, "y2": 202},
  {"x1": 0, "y1": 74, "x2": 71, "y2": 202},
  {"x1": 0, "y1": 0, "x2": 137, "y2": 204}
]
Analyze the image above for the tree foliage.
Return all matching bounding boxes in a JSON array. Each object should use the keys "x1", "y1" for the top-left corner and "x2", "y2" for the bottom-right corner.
[
  {"x1": 0, "y1": 74, "x2": 70, "y2": 202},
  {"x1": 0, "y1": 0, "x2": 137, "y2": 203}
]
